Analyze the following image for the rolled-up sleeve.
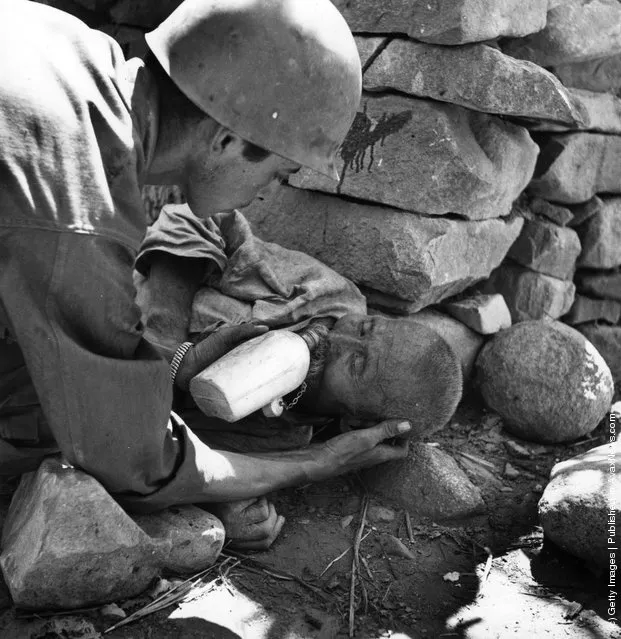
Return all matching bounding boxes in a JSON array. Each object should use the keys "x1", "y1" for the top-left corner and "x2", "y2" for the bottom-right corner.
[{"x1": 0, "y1": 227, "x2": 219, "y2": 513}]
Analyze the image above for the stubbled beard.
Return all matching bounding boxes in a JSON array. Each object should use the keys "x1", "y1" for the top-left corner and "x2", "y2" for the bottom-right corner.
[{"x1": 297, "y1": 321, "x2": 332, "y2": 390}]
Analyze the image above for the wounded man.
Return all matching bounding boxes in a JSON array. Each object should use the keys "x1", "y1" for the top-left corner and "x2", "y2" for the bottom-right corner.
[{"x1": 135, "y1": 203, "x2": 463, "y2": 548}]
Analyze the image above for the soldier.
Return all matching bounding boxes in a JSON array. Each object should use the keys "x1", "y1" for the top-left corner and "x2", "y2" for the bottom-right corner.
[{"x1": 0, "y1": 0, "x2": 411, "y2": 549}]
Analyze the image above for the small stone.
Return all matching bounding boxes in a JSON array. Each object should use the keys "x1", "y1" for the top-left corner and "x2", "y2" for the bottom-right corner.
[
  {"x1": 507, "y1": 217, "x2": 581, "y2": 279},
  {"x1": 133, "y1": 505, "x2": 225, "y2": 575},
  {"x1": 363, "y1": 443, "x2": 486, "y2": 521},
  {"x1": 332, "y1": 0, "x2": 548, "y2": 45},
  {"x1": 539, "y1": 443, "x2": 620, "y2": 571},
  {"x1": 100, "y1": 603, "x2": 127, "y2": 620},
  {"x1": 355, "y1": 36, "x2": 387, "y2": 69},
  {"x1": 340, "y1": 515, "x2": 354, "y2": 529},
  {"x1": 368, "y1": 506, "x2": 397, "y2": 524},
  {"x1": 568, "y1": 197, "x2": 601, "y2": 229},
  {"x1": 502, "y1": 0, "x2": 621, "y2": 66},
  {"x1": 553, "y1": 52, "x2": 621, "y2": 95},
  {"x1": 443, "y1": 294, "x2": 512, "y2": 336},
  {"x1": 245, "y1": 185, "x2": 524, "y2": 307},
  {"x1": 529, "y1": 88, "x2": 621, "y2": 135},
  {"x1": 482, "y1": 262, "x2": 576, "y2": 322},
  {"x1": 289, "y1": 94, "x2": 538, "y2": 220},
  {"x1": 504, "y1": 463, "x2": 521, "y2": 479},
  {"x1": 575, "y1": 197, "x2": 621, "y2": 269},
  {"x1": 529, "y1": 134, "x2": 621, "y2": 204},
  {"x1": 529, "y1": 198, "x2": 574, "y2": 226},
  {"x1": 380, "y1": 534, "x2": 416, "y2": 560},
  {"x1": 504, "y1": 440, "x2": 533, "y2": 458},
  {"x1": 476, "y1": 320, "x2": 614, "y2": 443},
  {"x1": 0, "y1": 457, "x2": 166, "y2": 610},
  {"x1": 443, "y1": 571, "x2": 461, "y2": 582},
  {"x1": 363, "y1": 39, "x2": 583, "y2": 125},
  {"x1": 500, "y1": 487, "x2": 514, "y2": 493},
  {"x1": 575, "y1": 269, "x2": 621, "y2": 302},
  {"x1": 148, "y1": 578, "x2": 174, "y2": 599},
  {"x1": 564, "y1": 294, "x2": 621, "y2": 325}
]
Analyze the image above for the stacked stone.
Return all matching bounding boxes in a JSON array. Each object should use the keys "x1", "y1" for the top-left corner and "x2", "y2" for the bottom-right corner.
[
  {"x1": 30, "y1": 0, "x2": 620, "y2": 393},
  {"x1": 497, "y1": 0, "x2": 621, "y2": 397},
  {"x1": 244, "y1": 0, "x2": 586, "y2": 349}
]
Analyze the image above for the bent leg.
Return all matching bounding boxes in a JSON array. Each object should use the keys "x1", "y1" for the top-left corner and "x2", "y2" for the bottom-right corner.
[{"x1": 0, "y1": 328, "x2": 59, "y2": 478}]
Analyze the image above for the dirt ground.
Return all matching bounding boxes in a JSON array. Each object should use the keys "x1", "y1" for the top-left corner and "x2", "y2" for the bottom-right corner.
[{"x1": 0, "y1": 397, "x2": 619, "y2": 639}]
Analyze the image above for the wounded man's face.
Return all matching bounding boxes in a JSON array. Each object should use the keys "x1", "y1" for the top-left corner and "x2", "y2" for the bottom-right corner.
[{"x1": 316, "y1": 314, "x2": 463, "y2": 435}]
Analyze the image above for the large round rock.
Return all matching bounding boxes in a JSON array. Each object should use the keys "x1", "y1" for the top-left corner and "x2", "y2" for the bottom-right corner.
[
  {"x1": 539, "y1": 443, "x2": 619, "y2": 572},
  {"x1": 476, "y1": 320, "x2": 614, "y2": 443}
]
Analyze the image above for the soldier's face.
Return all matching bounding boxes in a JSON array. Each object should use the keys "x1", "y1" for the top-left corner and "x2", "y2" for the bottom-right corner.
[{"x1": 183, "y1": 133, "x2": 300, "y2": 218}]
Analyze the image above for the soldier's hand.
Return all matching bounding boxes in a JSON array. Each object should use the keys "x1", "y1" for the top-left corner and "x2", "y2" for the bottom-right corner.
[
  {"x1": 306, "y1": 420, "x2": 411, "y2": 482},
  {"x1": 175, "y1": 323, "x2": 268, "y2": 391}
]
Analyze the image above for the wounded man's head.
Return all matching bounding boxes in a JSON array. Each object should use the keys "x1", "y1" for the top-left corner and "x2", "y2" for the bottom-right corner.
[{"x1": 301, "y1": 313, "x2": 463, "y2": 437}]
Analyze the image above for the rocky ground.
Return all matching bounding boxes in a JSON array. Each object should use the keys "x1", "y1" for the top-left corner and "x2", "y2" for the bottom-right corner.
[{"x1": 0, "y1": 396, "x2": 618, "y2": 639}]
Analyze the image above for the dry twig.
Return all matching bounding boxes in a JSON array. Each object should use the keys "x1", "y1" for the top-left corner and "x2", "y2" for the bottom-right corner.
[
  {"x1": 457, "y1": 451, "x2": 497, "y2": 471},
  {"x1": 349, "y1": 495, "x2": 369, "y2": 638},
  {"x1": 480, "y1": 546, "x2": 493, "y2": 586},
  {"x1": 103, "y1": 560, "x2": 226, "y2": 633},
  {"x1": 319, "y1": 530, "x2": 372, "y2": 578},
  {"x1": 404, "y1": 511, "x2": 414, "y2": 543},
  {"x1": 222, "y1": 550, "x2": 331, "y2": 602}
]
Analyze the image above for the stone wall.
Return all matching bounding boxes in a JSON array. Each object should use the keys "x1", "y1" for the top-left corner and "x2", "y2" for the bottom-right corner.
[{"x1": 31, "y1": 0, "x2": 621, "y2": 395}]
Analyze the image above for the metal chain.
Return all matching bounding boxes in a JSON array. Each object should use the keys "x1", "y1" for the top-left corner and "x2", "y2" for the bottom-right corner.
[{"x1": 280, "y1": 382, "x2": 308, "y2": 410}]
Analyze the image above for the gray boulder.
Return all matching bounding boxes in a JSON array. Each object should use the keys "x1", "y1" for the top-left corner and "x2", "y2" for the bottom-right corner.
[
  {"x1": 530, "y1": 88, "x2": 621, "y2": 135},
  {"x1": 529, "y1": 133, "x2": 621, "y2": 204},
  {"x1": 564, "y1": 295, "x2": 621, "y2": 325},
  {"x1": 355, "y1": 36, "x2": 387, "y2": 69},
  {"x1": 507, "y1": 217, "x2": 581, "y2": 279},
  {"x1": 529, "y1": 198, "x2": 574, "y2": 227},
  {"x1": 539, "y1": 443, "x2": 619, "y2": 571},
  {"x1": 554, "y1": 53, "x2": 621, "y2": 95},
  {"x1": 575, "y1": 269, "x2": 621, "y2": 302},
  {"x1": 332, "y1": 0, "x2": 548, "y2": 45},
  {"x1": 476, "y1": 321, "x2": 614, "y2": 443},
  {"x1": 503, "y1": 0, "x2": 621, "y2": 66},
  {"x1": 363, "y1": 443, "x2": 486, "y2": 521},
  {"x1": 363, "y1": 40, "x2": 584, "y2": 126},
  {"x1": 289, "y1": 94, "x2": 538, "y2": 220},
  {"x1": 0, "y1": 457, "x2": 167, "y2": 610},
  {"x1": 576, "y1": 197, "x2": 621, "y2": 269},
  {"x1": 244, "y1": 185, "x2": 524, "y2": 307},
  {"x1": 134, "y1": 505, "x2": 225, "y2": 574},
  {"x1": 568, "y1": 197, "x2": 601, "y2": 228},
  {"x1": 482, "y1": 262, "x2": 575, "y2": 322},
  {"x1": 577, "y1": 324, "x2": 621, "y2": 400}
]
